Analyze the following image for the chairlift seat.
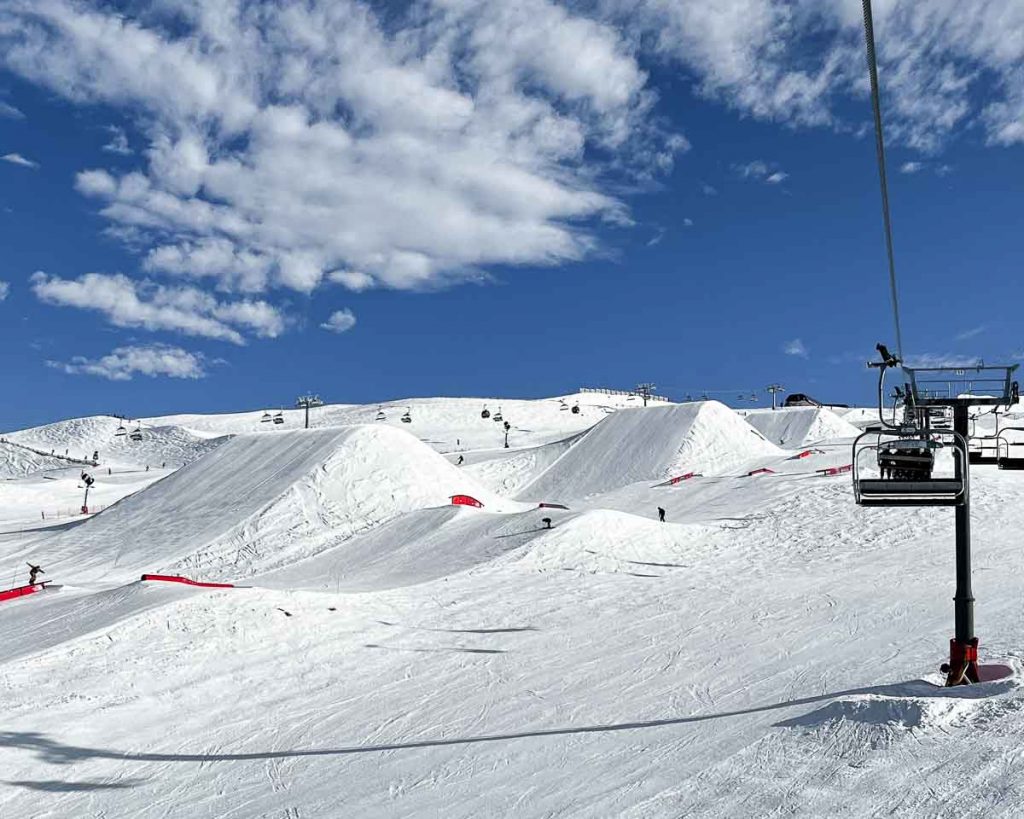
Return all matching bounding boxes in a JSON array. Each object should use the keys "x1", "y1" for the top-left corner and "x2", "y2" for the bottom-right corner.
[
  {"x1": 969, "y1": 453, "x2": 999, "y2": 465},
  {"x1": 998, "y1": 457, "x2": 1024, "y2": 470},
  {"x1": 857, "y1": 478, "x2": 964, "y2": 506}
]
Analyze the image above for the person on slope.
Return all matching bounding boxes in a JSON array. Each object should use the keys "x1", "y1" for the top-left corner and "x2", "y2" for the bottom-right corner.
[
  {"x1": 27, "y1": 563, "x2": 44, "y2": 585},
  {"x1": 457, "y1": 455, "x2": 465, "y2": 466},
  {"x1": 658, "y1": 507, "x2": 666, "y2": 523}
]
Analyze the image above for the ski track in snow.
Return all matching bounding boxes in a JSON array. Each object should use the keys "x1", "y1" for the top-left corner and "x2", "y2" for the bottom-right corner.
[{"x1": 1, "y1": 394, "x2": 1024, "y2": 817}]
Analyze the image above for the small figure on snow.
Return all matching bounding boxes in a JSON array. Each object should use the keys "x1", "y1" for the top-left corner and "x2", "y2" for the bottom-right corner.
[
  {"x1": 457, "y1": 455, "x2": 465, "y2": 466},
  {"x1": 658, "y1": 507, "x2": 666, "y2": 523},
  {"x1": 542, "y1": 517, "x2": 552, "y2": 529},
  {"x1": 27, "y1": 563, "x2": 44, "y2": 585}
]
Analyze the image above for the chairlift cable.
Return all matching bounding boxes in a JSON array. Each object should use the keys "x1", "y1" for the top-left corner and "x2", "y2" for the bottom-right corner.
[{"x1": 862, "y1": 0, "x2": 906, "y2": 363}]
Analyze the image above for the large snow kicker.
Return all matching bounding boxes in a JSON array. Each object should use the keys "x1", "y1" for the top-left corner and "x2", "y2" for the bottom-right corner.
[
  {"x1": 742, "y1": 407, "x2": 861, "y2": 448},
  {"x1": 519, "y1": 402, "x2": 781, "y2": 501},
  {"x1": 11, "y1": 425, "x2": 509, "y2": 585}
]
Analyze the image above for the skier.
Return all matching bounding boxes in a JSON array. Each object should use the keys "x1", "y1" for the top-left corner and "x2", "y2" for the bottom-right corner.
[
  {"x1": 457, "y1": 455, "x2": 465, "y2": 466},
  {"x1": 542, "y1": 517, "x2": 552, "y2": 529},
  {"x1": 658, "y1": 507, "x2": 666, "y2": 523},
  {"x1": 27, "y1": 563, "x2": 44, "y2": 585}
]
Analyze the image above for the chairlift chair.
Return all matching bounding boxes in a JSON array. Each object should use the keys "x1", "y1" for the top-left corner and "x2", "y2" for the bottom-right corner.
[
  {"x1": 375, "y1": 407, "x2": 386, "y2": 421},
  {"x1": 273, "y1": 412, "x2": 284, "y2": 425},
  {"x1": 260, "y1": 411, "x2": 272, "y2": 423},
  {"x1": 571, "y1": 403, "x2": 580, "y2": 415},
  {"x1": 401, "y1": 408, "x2": 412, "y2": 424},
  {"x1": 481, "y1": 405, "x2": 491, "y2": 419},
  {"x1": 493, "y1": 407, "x2": 503, "y2": 422},
  {"x1": 115, "y1": 421, "x2": 127, "y2": 437},
  {"x1": 129, "y1": 426, "x2": 143, "y2": 442},
  {"x1": 997, "y1": 428, "x2": 1024, "y2": 470},
  {"x1": 852, "y1": 428, "x2": 968, "y2": 507},
  {"x1": 559, "y1": 401, "x2": 568, "y2": 411}
]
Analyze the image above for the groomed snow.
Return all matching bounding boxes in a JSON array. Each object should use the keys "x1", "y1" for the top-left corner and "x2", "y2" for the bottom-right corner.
[{"x1": 2, "y1": 393, "x2": 1023, "y2": 818}]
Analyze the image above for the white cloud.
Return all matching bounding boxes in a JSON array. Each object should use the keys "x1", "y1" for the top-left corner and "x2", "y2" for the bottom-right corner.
[
  {"x1": 903, "y1": 353, "x2": 983, "y2": 369},
  {"x1": 646, "y1": 228, "x2": 665, "y2": 247},
  {"x1": 682, "y1": 217, "x2": 693, "y2": 227},
  {"x1": 700, "y1": 183, "x2": 718, "y2": 196},
  {"x1": 0, "y1": 0, "x2": 680, "y2": 301},
  {"x1": 0, "y1": 100, "x2": 24, "y2": 119},
  {"x1": 102, "y1": 125, "x2": 132, "y2": 155},
  {"x1": 900, "y1": 161, "x2": 925, "y2": 174},
  {"x1": 30, "y1": 271, "x2": 285, "y2": 344},
  {"x1": 734, "y1": 159, "x2": 787, "y2": 184},
  {"x1": 954, "y1": 325, "x2": 986, "y2": 341},
  {"x1": 320, "y1": 309, "x2": 357, "y2": 334},
  {"x1": 47, "y1": 343, "x2": 207, "y2": 380},
  {"x1": 1, "y1": 152, "x2": 38, "y2": 168},
  {"x1": 0, "y1": 280, "x2": 9, "y2": 300},
  {"x1": 783, "y1": 338, "x2": 809, "y2": 358}
]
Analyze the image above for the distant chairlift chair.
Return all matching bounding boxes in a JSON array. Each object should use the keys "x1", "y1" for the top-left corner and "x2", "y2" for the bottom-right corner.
[
  {"x1": 115, "y1": 422, "x2": 127, "y2": 438},
  {"x1": 375, "y1": 407, "x2": 386, "y2": 421},
  {"x1": 493, "y1": 407, "x2": 503, "y2": 422},
  {"x1": 129, "y1": 425, "x2": 143, "y2": 442},
  {"x1": 260, "y1": 411, "x2": 272, "y2": 423},
  {"x1": 481, "y1": 405, "x2": 490, "y2": 419},
  {"x1": 273, "y1": 412, "x2": 284, "y2": 425},
  {"x1": 998, "y1": 428, "x2": 1024, "y2": 470},
  {"x1": 401, "y1": 409, "x2": 413, "y2": 424}
]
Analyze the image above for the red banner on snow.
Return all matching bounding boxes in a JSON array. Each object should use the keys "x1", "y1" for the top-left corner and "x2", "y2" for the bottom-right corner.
[
  {"x1": 817, "y1": 464, "x2": 853, "y2": 476},
  {"x1": 140, "y1": 574, "x2": 236, "y2": 588},
  {"x1": 450, "y1": 495, "x2": 484, "y2": 508}
]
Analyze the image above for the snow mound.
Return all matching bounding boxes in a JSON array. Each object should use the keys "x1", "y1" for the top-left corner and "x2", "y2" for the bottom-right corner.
[
  {"x1": 17, "y1": 425, "x2": 515, "y2": 585},
  {"x1": 463, "y1": 434, "x2": 582, "y2": 495},
  {"x1": 7, "y1": 416, "x2": 223, "y2": 470},
  {"x1": 519, "y1": 401, "x2": 782, "y2": 500},
  {"x1": 742, "y1": 407, "x2": 861, "y2": 448},
  {"x1": 0, "y1": 442, "x2": 72, "y2": 479}
]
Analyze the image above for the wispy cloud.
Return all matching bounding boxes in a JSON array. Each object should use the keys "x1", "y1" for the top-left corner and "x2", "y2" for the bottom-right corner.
[
  {"x1": 320, "y1": 309, "x2": 357, "y2": 334},
  {"x1": 0, "y1": 280, "x2": 9, "y2": 301},
  {"x1": 0, "y1": 101, "x2": 24, "y2": 120},
  {"x1": 903, "y1": 353, "x2": 983, "y2": 369},
  {"x1": 102, "y1": 125, "x2": 132, "y2": 156},
  {"x1": 1, "y1": 152, "x2": 38, "y2": 169},
  {"x1": 734, "y1": 160, "x2": 788, "y2": 185},
  {"x1": 682, "y1": 217, "x2": 694, "y2": 228},
  {"x1": 47, "y1": 343, "x2": 207, "y2": 380},
  {"x1": 955, "y1": 325, "x2": 986, "y2": 341},
  {"x1": 700, "y1": 182, "x2": 718, "y2": 196},
  {"x1": 31, "y1": 271, "x2": 286, "y2": 344},
  {"x1": 900, "y1": 161, "x2": 925, "y2": 174},
  {"x1": 783, "y1": 338, "x2": 809, "y2": 358},
  {"x1": 646, "y1": 228, "x2": 666, "y2": 246}
]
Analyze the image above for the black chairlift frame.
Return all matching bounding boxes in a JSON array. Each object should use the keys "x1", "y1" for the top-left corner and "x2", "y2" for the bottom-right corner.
[
  {"x1": 859, "y1": 359, "x2": 1020, "y2": 685},
  {"x1": 897, "y1": 364, "x2": 1015, "y2": 683}
]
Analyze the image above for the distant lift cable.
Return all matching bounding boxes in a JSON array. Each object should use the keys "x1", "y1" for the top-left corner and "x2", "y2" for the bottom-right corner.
[{"x1": 862, "y1": 0, "x2": 906, "y2": 363}]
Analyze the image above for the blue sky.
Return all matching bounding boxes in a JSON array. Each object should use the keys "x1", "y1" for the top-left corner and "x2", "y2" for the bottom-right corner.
[{"x1": 1, "y1": 1, "x2": 1023, "y2": 429}]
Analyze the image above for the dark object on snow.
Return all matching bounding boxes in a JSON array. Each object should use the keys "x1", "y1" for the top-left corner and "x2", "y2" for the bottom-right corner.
[
  {"x1": 542, "y1": 517, "x2": 552, "y2": 529},
  {"x1": 277, "y1": 608, "x2": 292, "y2": 617},
  {"x1": 27, "y1": 563, "x2": 44, "y2": 585},
  {"x1": 658, "y1": 507, "x2": 666, "y2": 523},
  {"x1": 457, "y1": 455, "x2": 465, "y2": 466}
]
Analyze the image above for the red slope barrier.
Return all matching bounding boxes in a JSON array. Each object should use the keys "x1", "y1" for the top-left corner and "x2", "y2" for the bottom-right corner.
[
  {"x1": 0, "y1": 582, "x2": 47, "y2": 602},
  {"x1": 140, "y1": 574, "x2": 235, "y2": 588},
  {"x1": 450, "y1": 494, "x2": 484, "y2": 508}
]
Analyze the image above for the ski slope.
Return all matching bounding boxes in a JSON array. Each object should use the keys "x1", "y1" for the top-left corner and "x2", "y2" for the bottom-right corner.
[
  {"x1": 741, "y1": 406, "x2": 861, "y2": 447},
  {"x1": 521, "y1": 401, "x2": 781, "y2": 500},
  {"x1": 3, "y1": 393, "x2": 1024, "y2": 819}
]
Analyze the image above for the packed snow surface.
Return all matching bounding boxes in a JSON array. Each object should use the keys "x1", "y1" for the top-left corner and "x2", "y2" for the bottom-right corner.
[
  {"x1": 742, "y1": 406, "x2": 861, "y2": 448},
  {"x1": 2, "y1": 393, "x2": 1024, "y2": 818}
]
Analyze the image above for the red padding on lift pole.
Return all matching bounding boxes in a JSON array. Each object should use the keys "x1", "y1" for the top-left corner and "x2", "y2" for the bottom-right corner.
[
  {"x1": 0, "y1": 583, "x2": 46, "y2": 602},
  {"x1": 140, "y1": 574, "x2": 235, "y2": 588},
  {"x1": 450, "y1": 494, "x2": 484, "y2": 508},
  {"x1": 746, "y1": 468, "x2": 775, "y2": 477}
]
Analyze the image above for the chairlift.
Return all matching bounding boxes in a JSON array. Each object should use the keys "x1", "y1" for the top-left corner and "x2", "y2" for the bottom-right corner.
[
  {"x1": 571, "y1": 403, "x2": 580, "y2": 415},
  {"x1": 401, "y1": 408, "x2": 412, "y2": 424},
  {"x1": 375, "y1": 407, "x2": 386, "y2": 421},
  {"x1": 273, "y1": 412, "x2": 284, "y2": 425},
  {"x1": 852, "y1": 427, "x2": 967, "y2": 507},
  {"x1": 493, "y1": 407, "x2": 503, "y2": 422},
  {"x1": 114, "y1": 422, "x2": 127, "y2": 438},
  {"x1": 129, "y1": 426, "x2": 143, "y2": 442},
  {"x1": 260, "y1": 411, "x2": 272, "y2": 423},
  {"x1": 998, "y1": 428, "x2": 1024, "y2": 470},
  {"x1": 481, "y1": 405, "x2": 491, "y2": 419},
  {"x1": 559, "y1": 401, "x2": 569, "y2": 412}
]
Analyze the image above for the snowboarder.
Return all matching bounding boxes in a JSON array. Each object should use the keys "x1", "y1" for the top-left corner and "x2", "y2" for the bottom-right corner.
[
  {"x1": 658, "y1": 507, "x2": 666, "y2": 523},
  {"x1": 542, "y1": 517, "x2": 552, "y2": 529},
  {"x1": 457, "y1": 455, "x2": 465, "y2": 466},
  {"x1": 27, "y1": 563, "x2": 44, "y2": 585}
]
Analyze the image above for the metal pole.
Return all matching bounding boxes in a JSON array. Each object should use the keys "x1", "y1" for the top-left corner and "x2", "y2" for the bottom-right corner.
[
  {"x1": 304, "y1": 402, "x2": 310, "y2": 429},
  {"x1": 950, "y1": 404, "x2": 978, "y2": 684}
]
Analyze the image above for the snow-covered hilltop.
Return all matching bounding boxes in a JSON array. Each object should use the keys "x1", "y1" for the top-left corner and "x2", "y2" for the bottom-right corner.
[{"x1": 2, "y1": 391, "x2": 1022, "y2": 818}]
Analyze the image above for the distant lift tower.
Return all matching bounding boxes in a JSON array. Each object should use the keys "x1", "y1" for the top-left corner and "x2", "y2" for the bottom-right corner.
[
  {"x1": 766, "y1": 384, "x2": 785, "y2": 411},
  {"x1": 852, "y1": 350, "x2": 1019, "y2": 685},
  {"x1": 295, "y1": 394, "x2": 324, "y2": 429},
  {"x1": 635, "y1": 383, "x2": 657, "y2": 407}
]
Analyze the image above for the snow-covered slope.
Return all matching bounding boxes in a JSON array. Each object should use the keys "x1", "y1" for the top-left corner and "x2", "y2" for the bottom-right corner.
[
  {"x1": 521, "y1": 401, "x2": 781, "y2": 500},
  {"x1": 6, "y1": 425, "x2": 516, "y2": 585},
  {"x1": 0, "y1": 441, "x2": 71, "y2": 479},
  {"x1": 741, "y1": 406, "x2": 861, "y2": 447}
]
